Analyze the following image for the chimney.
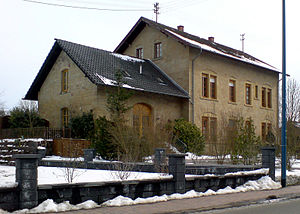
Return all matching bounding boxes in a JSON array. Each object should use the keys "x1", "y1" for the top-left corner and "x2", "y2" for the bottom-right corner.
[
  {"x1": 208, "y1": 37, "x2": 214, "y2": 42},
  {"x1": 177, "y1": 25, "x2": 184, "y2": 32}
]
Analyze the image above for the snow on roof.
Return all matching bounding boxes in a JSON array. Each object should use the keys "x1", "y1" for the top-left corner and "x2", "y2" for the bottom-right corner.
[
  {"x1": 165, "y1": 29, "x2": 278, "y2": 72},
  {"x1": 94, "y1": 73, "x2": 144, "y2": 91},
  {"x1": 111, "y1": 53, "x2": 144, "y2": 63}
]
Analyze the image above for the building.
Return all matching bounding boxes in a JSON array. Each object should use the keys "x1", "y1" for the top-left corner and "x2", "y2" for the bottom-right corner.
[
  {"x1": 114, "y1": 17, "x2": 279, "y2": 141},
  {"x1": 24, "y1": 39, "x2": 189, "y2": 131}
]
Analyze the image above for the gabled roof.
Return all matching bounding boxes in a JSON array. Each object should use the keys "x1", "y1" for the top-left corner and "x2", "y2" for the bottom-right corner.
[
  {"x1": 24, "y1": 39, "x2": 189, "y2": 101},
  {"x1": 114, "y1": 17, "x2": 278, "y2": 72}
]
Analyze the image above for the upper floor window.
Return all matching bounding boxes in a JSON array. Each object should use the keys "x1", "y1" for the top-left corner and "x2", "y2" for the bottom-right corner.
[
  {"x1": 229, "y1": 80, "x2": 236, "y2": 102},
  {"x1": 61, "y1": 107, "x2": 69, "y2": 128},
  {"x1": 267, "y1": 89, "x2": 272, "y2": 108},
  {"x1": 202, "y1": 73, "x2": 217, "y2": 99},
  {"x1": 154, "y1": 42, "x2": 162, "y2": 59},
  {"x1": 262, "y1": 87, "x2": 272, "y2": 108},
  {"x1": 202, "y1": 74, "x2": 209, "y2": 98},
  {"x1": 210, "y1": 75, "x2": 217, "y2": 99},
  {"x1": 262, "y1": 87, "x2": 266, "y2": 107},
  {"x1": 61, "y1": 69, "x2": 68, "y2": 92},
  {"x1": 136, "y1": 48, "x2": 143, "y2": 59},
  {"x1": 245, "y1": 83, "x2": 252, "y2": 105},
  {"x1": 255, "y1": 85, "x2": 258, "y2": 99}
]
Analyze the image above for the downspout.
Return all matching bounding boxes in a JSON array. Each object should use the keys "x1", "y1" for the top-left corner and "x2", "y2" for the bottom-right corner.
[{"x1": 191, "y1": 48, "x2": 202, "y2": 124}]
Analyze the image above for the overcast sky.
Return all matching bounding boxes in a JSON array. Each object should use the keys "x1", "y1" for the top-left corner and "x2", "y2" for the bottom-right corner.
[{"x1": 1, "y1": 0, "x2": 299, "y2": 111}]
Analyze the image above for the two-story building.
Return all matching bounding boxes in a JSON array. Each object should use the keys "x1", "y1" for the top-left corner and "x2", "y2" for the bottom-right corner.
[{"x1": 114, "y1": 17, "x2": 279, "y2": 142}]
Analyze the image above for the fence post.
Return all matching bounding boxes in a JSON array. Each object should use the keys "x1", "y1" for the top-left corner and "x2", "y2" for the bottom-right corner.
[
  {"x1": 83, "y1": 149, "x2": 96, "y2": 168},
  {"x1": 13, "y1": 154, "x2": 40, "y2": 209},
  {"x1": 154, "y1": 148, "x2": 166, "y2": 172},
  {"x1": 261, "y1": 147, "x2": 275, "y2": 181},
  {"x1": 168, "y1": 153, "x2": 187, "y2": 194}
]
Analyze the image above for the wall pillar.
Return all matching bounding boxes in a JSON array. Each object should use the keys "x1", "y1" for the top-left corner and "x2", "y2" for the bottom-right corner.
[
  {"x1": 261, "y1": 147, "x2": 275, "y2": 180},
  {"x1": 154, "y1": 148, "x2": 166, "y2": 172},
  {"x1": 168, "y1": 154, "x2": 187, "y2": 194},
  {"x1": 14, "y1": 154, "x2": 40, "y2": 209}
]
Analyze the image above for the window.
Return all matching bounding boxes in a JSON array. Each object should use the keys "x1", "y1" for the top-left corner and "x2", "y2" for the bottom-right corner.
[
  {"x1": 133, "y1": 103, "x2": 152, "y2": 136},
  {"x1": 255, "y1": 85, "x2": 258, "y2": 99},
  {"x1": 229, "y1": 80, "x2": 236, "y2": 102},
  {"x1": 202, "y1": 73, "x2": 217, "y2": 99},
  {"x1": 261, "y1": 87, "x2": 266, "y2": 107},
  {"x1": 245, "y1": 83, "x2": 252, "y2": 105},
  {"x1": 61, "y1": 108, "x2": 69, "y2": 128},
  {"x1": 202, "y1": 116, "x2": 217, "y2": 140},
  {"x1": 245, "y1": 120, "x2": 251, "y2": 130},
  {"x1": 61, "y1": 69, "x2": 68, "y2": 92},
  {"x1": 136, "y1": 48, "x2": 143, "y2": 59},
  {"x1": 202, "y1": 74, "x2": 209, "y2": 98},
  {"x1": 202, "y1": 116, "x2": 209, "y2": 137},
  {"x1": 261, "y1": 122, "x2": 266, "y2": 141},
  {"x1": 210, "y1": 75, "x2": 217, "y2": 99},
  {"x1": 262, "y1": 87, "x2": 272, "y2": 108},
  {"x1": 267, "y1": 89, "x2": 272, "y2": 108},
  {"x1": 154, "y1": 42, "x2": 162, "y2": 58}
]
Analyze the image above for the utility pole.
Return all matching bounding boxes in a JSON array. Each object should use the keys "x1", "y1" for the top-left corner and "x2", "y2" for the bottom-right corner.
[
  {"x1": 154, "y1": 2, "x2": 159, "y2": 23},
  {"x1": 240, "y1": 33, "x2": 245, "y2": 52},
  {"x1": 281, "y1": 0, "x2": 287, "y2": 188}
]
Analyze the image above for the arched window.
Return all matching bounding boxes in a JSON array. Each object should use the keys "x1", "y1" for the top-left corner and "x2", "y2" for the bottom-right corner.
[
  {"x1": 133, "y1": 103, "x2": 152, "y2": 135},
  {"x1": 61, "y1": 69, "x2": 68, "y2": 92},
  {"x1": 61, "y1": 107, "x2": 69, "y2": 128}
]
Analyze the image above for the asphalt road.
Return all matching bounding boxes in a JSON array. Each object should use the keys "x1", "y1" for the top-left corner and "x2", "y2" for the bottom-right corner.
[{"x1": 198, "y1": 198, "x2": 300, "y2": 214}]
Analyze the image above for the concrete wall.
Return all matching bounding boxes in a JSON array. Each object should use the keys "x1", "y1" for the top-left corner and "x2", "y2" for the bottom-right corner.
[{"x1": 38, "y1": 51, "x2": 187, "y2": 128}]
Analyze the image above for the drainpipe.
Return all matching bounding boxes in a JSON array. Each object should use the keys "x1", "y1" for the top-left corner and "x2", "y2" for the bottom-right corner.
[{"x1": 191, "y1": 48, "x2": 202, "y2": 124}]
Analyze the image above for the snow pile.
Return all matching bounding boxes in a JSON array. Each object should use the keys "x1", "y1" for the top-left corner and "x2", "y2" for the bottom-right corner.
[
  {"x1": 225, "y1": 168, "x2": 269, "y2": 176},
  {"x1": 0, "y1": 138, "x2": 50, "y2": 143},
  {"x1": 111, "y1": 53, "x2": 144, "y2": 62},
  {"x1": 0, "y1": 199, "x2": 99, "y2": 214},
  {"x1": 102, "y1": 176, "x2": 281, "y2": 207}
]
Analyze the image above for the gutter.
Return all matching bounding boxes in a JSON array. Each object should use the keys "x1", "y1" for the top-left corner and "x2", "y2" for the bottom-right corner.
[{"x1": 191, "y1": 48, "x2": 202, "y2": 124}]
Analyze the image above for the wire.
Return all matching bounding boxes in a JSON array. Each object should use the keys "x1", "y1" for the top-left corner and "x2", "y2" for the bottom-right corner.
[{"x1": 23, "y1": 0, "x2": 152, "y2": 11}]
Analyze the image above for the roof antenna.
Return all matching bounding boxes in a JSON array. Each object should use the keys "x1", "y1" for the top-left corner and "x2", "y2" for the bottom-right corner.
[
  {"x1": 153, "y1": 2, "x2": 159, "y2": 22},
  {"x1": 240, "y1": 33, "x2": 245, "y2": 52}
]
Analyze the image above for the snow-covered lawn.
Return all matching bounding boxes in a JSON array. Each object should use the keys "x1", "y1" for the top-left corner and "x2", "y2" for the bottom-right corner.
[{"x1": 0, "y1": 165, "x2": 171, "y2": 188}]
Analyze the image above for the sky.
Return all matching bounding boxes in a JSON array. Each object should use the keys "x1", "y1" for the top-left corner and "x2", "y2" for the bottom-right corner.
[{"x1": 1, "y1": 0, "x2": 300, "y2": 111}]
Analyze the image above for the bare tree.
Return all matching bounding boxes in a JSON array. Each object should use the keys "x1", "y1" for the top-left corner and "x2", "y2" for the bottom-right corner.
[
  {"x1": 286, "y1": 79, "x2": 300, "y2": 122},
  {"x1": 0, "y1": 91, "x2": 5, "y2": 116}
]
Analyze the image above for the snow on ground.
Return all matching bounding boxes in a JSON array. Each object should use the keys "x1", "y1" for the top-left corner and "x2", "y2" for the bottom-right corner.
[{"x1": 0, "y1": 165, "x2": 172, "y2": 185}]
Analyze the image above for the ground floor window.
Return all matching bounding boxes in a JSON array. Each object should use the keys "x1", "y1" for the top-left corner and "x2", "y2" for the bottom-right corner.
[
  {"x1": 61, "y1": 107, "x2": 69, "y2": 128},
  {"x1": 133, "y1": 103, "x2": 152, "y2": 135}
]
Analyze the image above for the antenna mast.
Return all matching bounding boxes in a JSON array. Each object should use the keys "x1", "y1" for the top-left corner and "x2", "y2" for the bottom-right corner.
[
  {"x1": 154, "y1": 2, "x2": 159, "y2": 22},
  {"x1": 240, "y1": 33, "x2": 245, "y2": 52}
]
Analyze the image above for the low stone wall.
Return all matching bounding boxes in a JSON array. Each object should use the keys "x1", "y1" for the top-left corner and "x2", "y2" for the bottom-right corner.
[
  {"x1": 0, "y1": 187, "x2": 19, "y2": 212},
  {"x1": 37, "y1": 172, "x2": 266, "y2": 205}
]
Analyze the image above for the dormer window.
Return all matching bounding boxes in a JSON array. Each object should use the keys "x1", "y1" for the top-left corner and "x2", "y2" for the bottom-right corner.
[
  {"x1": 154, "y1": 42, "x2": 162, "y2": 59},
  {"x1": 136, "y1": 48, "x2": 143, "y2": 59},
  {"x1": 120, "y1": 70, "x2": 131, "y2": 78},
  {"x1": 157, "y1": 77, "x2": 166, "y2": 85}
]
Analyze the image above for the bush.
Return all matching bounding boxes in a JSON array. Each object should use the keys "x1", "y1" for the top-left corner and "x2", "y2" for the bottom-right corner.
[
  {"x1": 9, "y1": 101, "x2": 47, "y2": 128},
  {"x1": 173, "y1": 119, "x2": 205, "y2": 155},
  {"x1": 90, "y1": 116, "x2": 116, "y2": 160},
  {"x1": 69, "y1": 112, "x2": 94, "y2": 139}
]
